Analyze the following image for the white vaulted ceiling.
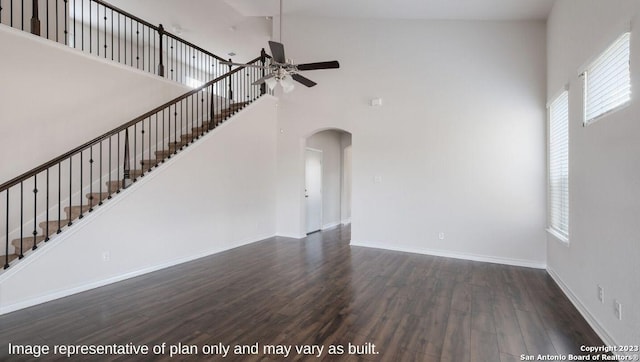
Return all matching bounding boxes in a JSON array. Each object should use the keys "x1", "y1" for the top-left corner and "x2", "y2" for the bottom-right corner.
[
  {"x1": 223, "y1": 0, "x2": 555, "y2": 20},
  {"x1": 105, "y1": 0, "x2": 555, "y2": 61}
]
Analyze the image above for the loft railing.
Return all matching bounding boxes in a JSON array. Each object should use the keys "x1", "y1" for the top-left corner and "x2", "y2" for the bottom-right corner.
[
  {"x1": 0, "y1": 0, "x2": 229, "y2": 86},
  {"x1": 1, "y1": 52, "x2": 272, "y2": 269}
]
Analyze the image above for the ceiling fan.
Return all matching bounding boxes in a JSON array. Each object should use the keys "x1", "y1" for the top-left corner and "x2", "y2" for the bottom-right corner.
[{"x1": 221, "y1": 0, "x2": 340, "y2": 92}]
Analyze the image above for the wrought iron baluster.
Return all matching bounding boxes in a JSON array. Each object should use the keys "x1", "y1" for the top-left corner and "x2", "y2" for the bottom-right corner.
[
  {"x1": 80, "y1": 150, "x2": 84, "y2": 218},
  {"x1": 45, "y1": 168, "x2": 49, "y2": 241},
  {"x1": 4, "y1": 191, "x2": 9, "y2": 269},
  {"x1": 20, "y1": 181, "x2": 23, "y2": 256},
  {"x1": 68, "y1": 155, "x2": 72, "y2": 226},
  {"x1": 117, "y1": 132, "x2": 121, "y2": 193},
  {"x1": 57, "y1": 162, "x2": 61, "y2": 233},
  {"x1": 103, "y1": 6, "x2": 107, "y2": 58},
  {"x1": 122, "y1": 128, "x2": 130, "y2": 189},
  {"x1": 88, "y1": 146, "x2": 93, "y2": 212},
  {"x1": 133, "y1": 123, "x2": 137, "y2": 180},
  {"x1": 32, "y1": 174, "x2": 38, "y2": 250},
  {"x1": 141, "y1": 120, "x2": 145, "y2": 174},
  {"x1": 99, "y1": 140, "x2": 103, "y2": 204}
]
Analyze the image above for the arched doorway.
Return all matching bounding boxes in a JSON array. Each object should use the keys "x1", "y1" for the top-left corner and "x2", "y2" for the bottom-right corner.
[{"x1": 304, "y1": 129, "x2": 352, "y2": 234}]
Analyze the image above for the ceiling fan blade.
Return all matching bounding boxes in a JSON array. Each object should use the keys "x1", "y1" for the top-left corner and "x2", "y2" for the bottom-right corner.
[
  {"x1": 252, "y1": 74, "x2": 275, "y2": 86},
  {"x1": 269, "y1": 41, "x2": 286, "y2": 64},
  {"x1": 291, "y1": 73, "x2": 317, "y2": 87},
  {"x1": 296, "y1": 61, "x2": 340, "y2": 71},
  {"x1": 220, "y1": 61, "x2": 269, "y2": 69}
]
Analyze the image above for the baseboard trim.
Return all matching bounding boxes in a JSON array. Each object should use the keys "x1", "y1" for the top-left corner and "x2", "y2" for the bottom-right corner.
[
  {"x1": 0, "y1": 233, "x2": 275, "y2": 316},
  {"x1": 546, "y1": 267, "x2": 619, "y2": 348},
  {"x1": 322, "y1": 222, "x2": 341, "y2": 230},
  {"x1": 349, "y1": 240, "x2": 546, "y2": 269},
  {"x1": 275, "y1": 233, "x2": 306, "y2": 239}
]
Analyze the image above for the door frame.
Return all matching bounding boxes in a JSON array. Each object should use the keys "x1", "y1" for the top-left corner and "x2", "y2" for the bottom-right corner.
[{"x1": 305, "y1": 147, "x2": 323, "y2": 234}]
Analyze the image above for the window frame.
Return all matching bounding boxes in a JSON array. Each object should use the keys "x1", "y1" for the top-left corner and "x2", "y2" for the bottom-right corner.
[
  {"x1": 547, "y1": 89, "x2": 570, "y2": 243},
  {"x1": 582, "y1": 32, "x2": 632, "y2": 126}
]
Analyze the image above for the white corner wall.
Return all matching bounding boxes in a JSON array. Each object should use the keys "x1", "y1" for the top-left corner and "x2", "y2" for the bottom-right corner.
[
  {"x1": 0, "y1": 96, "x2": 278, "y2": 313},
  {"x1": 546, "y1": 0, "x2": 640, "y2": 346},
  {"x1": 276, "y1": 16, "x2": 547, "y2": 267},
  {"x1": 0, "y1": 25, "x2": 190, "y2": 184}
]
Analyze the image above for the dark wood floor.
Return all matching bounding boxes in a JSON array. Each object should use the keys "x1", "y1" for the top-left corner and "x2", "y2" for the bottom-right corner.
[{"x1": 0, "y1": 225, "x2": 604, "y2": 361}]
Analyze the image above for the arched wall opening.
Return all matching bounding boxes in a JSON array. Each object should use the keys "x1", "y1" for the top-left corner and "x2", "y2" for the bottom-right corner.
[{"x1": 304, "y1": 129, "x2": 352, "y2": 234}]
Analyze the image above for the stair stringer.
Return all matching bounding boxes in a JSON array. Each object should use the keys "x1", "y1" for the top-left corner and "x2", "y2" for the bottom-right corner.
[{"x1": 0, "y1": 95, "x2": 278, "y2": 315}]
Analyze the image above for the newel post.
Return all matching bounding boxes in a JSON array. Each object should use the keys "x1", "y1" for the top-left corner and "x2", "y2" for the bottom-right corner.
[
  {"x1": 260, "y1": 48, "x2": 267, "y2": 95},
  {"x1": 30, "y1": 0, "x2": 41, "y2": 36},
  {"x1": 157, "y1": 24, "x2": 165, "y2": 76}
]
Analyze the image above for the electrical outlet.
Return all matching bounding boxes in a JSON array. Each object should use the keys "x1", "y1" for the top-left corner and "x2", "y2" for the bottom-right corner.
[
  {"x1": 597, "y1": 285, "x2": 604, "y2": 303},
  {"x1": 438, "y1": 232, "x2": 445, "y2": 240},
  {"x1": 614, "y1": 300, "x2": 622, "y2": 320},
  {"x1": 102, "y1": 252, "x2": 110, "y2": 262}
]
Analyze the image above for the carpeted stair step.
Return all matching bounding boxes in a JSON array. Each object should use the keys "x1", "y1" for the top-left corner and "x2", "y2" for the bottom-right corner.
[
  {"x1": 129, "y1": 169, "x2": 145, "y2": 178},
  {"x1": 193, "y1": 117, "x2": 225, "y2": 134},
  {"x1": 86, "y1": 192, "x2": 111, "y2": 204},
  {"x1": 11, "y1": 236, "x2": 46, "y2": 253},
  {"x1": 150, "y1": 141, "x2": 188, "y2": 160},
  {"x1": 225, "y1": 101, "x2": 248, "y2": 111},
  {"x1": 65, "y1": 205, "x2": 93, "y2": 220},
  {"x1": 154, "y1": 149, "x2": 173, "y2": 159},
  {"x1": 181, "y1": 133, "x2": 197, "y2": 143},
  {"x1": 5, "y1": 254, "x2": 19, "y2": 264},
  {"x1": 106, "y1": 180, "x2": 121, "y2": 193},
  {"x1": 40, "y1": 220, "x2": 71, "y2": 236},
  {"x1": 140, "y1": 159, "x2": 159, "y2": 168}
]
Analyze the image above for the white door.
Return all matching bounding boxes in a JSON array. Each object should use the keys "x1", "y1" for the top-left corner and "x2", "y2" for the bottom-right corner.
[{"x1": 305, "y1": 148, "x2": 323, "y2": 234}]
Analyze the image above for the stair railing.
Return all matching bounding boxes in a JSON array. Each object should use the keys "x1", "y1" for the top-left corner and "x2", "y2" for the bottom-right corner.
[
  {"x1": 1, "y1": 51, "x2": 271, "y2": 270},
  {"x1": 0, "y1": 0, "x2": 229, "y2": 87}
]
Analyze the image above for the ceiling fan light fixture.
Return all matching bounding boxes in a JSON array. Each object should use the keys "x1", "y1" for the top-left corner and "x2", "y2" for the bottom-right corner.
[
  {"x1": 281, "y1": 75, "x2": 295, "y2": 93},
  {"x1": 265, "y1": 77, "x2": 278, "y2": 91}
]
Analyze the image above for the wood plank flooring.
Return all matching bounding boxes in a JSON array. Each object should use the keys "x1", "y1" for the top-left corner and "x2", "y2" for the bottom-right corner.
[{"x1": 0, "y1": 225, "x2": 605, "y2": 361}]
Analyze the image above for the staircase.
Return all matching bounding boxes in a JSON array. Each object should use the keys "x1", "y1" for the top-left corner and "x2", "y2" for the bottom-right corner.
[
  {"x1": 2, "y1": 1, "x2": 275, "y2": 270},
  {"x1": 3, "y1": 100, "x2": 256, "y2": 268}
]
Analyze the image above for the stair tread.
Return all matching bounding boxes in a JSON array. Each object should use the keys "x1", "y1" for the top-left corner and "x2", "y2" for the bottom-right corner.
[
  {"x1": 86, "y1": 192, "x2": 111, "y2": 203},
  {"x1": 40, "y1": 219, "x2": 71, "y2": 226},
  {"x1": 64, "y1": 204, "x2": 96, "y2": 220},
  {"x1": 40, "y1": 219, "x2": 71, "y2": 236},
  {"x1": 11, "y1": 235, "x2": 46, "y2": 249},
  {"x1": 65, "y1": 204, "x2": 91, "y2": 211},
  {"x1": 4, "y1": 254, "x2": 19, "y2": 264}
]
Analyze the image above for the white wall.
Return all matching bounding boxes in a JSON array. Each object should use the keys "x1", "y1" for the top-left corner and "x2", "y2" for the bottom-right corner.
[
  {"x1": 0, "y1": 25, "x2": 190, "y2": 185},
  {"x1": 306, "y1": 130, "x2": 351, "y2": 229},
  {"x1": 275, "y1": 16, "x2": 547, "y2": 267},
  {"x1": 0, "y1": 96, "x2": 278, "y2": 313},
  {"x1": 546, "y1": 0, "x2": 640, "y2": 346},
  {"x1": 341, "y1": 133, "x2": 353, "y2": 224}
]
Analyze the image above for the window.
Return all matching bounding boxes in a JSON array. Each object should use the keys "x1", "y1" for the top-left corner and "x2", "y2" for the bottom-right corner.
[
  {"x1": 583, "y1": 32, "x2": 631, "y2": 125},
  {"x1": 549, "y1": 90, "x2": 569, "y2": 241}
]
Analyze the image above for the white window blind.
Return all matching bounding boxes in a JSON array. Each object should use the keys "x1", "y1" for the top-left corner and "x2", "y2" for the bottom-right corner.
[
  {"x1": 584, "y1": 32, "x2": 631, "y2": 124},
  {"x1": 549, "y1": 91, "x2": 569, "y2": 240}
]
